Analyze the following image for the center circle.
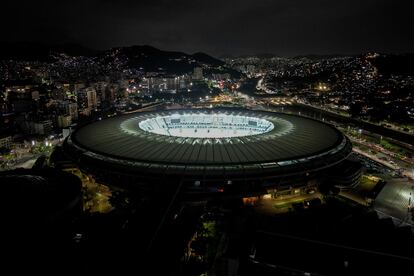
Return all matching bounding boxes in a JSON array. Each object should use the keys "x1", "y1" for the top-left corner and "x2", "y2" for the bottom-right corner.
[{"x1": 138, "y1": 113, "x2": 274, "y2": 138}]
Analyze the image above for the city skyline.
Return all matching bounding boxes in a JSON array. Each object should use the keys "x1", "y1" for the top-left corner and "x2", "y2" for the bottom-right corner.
[{"x1": 1, "y1": 1, "x2": 414, "y2": 274}]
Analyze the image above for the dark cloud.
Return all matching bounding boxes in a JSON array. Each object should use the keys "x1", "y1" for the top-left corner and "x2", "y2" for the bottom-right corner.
[{"x1": 2, "y1": 0, "x2": 413, "y2": 56}]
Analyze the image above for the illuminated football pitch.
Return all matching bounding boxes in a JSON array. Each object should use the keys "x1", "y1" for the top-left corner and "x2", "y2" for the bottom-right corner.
[{"x1": 139, "y1": 113, "x2": 274, "y2": 138}]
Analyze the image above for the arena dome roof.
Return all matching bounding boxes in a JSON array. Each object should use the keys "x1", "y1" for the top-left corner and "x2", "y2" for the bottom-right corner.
[{"x1": 65, "y1": 109, "x2": 351, "y2": 177}]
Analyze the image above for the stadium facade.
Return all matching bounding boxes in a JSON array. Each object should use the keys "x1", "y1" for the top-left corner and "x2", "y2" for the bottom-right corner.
[{"x1": 63, "y1": 108, "x2": 355, "y2": 197}]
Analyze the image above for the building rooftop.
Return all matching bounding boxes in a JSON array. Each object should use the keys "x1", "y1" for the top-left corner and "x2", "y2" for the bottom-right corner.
[{"x1": 66, "y1": 108, "x2": 351, "y2": 176}]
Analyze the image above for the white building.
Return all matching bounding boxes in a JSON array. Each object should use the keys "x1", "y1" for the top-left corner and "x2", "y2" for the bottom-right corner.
[{"x1": 193, "y1": 67, "x2": 203, "y2": 80}]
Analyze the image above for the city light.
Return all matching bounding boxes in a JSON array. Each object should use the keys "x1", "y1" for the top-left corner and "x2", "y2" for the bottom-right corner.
[{"x1": 1, "y1": 2, "x2": 413, "y2": 274}]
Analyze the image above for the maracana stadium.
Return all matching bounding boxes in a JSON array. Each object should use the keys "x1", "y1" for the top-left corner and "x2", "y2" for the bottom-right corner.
[{"x1": 63, "y1": 108, "x2": 354, "y2": 196}]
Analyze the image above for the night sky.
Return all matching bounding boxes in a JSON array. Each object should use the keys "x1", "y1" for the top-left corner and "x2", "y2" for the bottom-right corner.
[{"x1": 3, "y1": 0, "x2": 414, "y2": 57}]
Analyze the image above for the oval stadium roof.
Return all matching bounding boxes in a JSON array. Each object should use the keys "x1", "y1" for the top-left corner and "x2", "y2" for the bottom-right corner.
[{"x1": 66, "y1": 109, "x2": 351, "y2": 176}]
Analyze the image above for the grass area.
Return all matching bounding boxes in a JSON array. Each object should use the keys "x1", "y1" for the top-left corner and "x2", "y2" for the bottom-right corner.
[
  {"x1": 357, "y1": 175, "x2": 382, "y2": 199},
  {"x1": 359, "y1": 175, "x2": 380, "y2": 191},
  {"x1": 273, "y1": 195, "x2": 322, "y2": 210},
  {"x1": 183, "y1": 216, "x2": 224, "y2": 275},
  {"x1": 380, "y1": 139, "x2": 397, "y2": 151},
  {"x1": 346, "y1": 127, "x2": 412, "y2": 160},
  {"x1": 65, "y1": 168, "x2": 114, "y2": 213},
  {"x1": 353, "y1": 143, "x2": 371, "y2": 152},
  {"x1": 273, "y1": 197, "x2": 305, "y2": 209},
  {"x1": 83, "y1": 178, "x2": 113, "y2": 213},
  {"x1": 273, "y1": 203, "x2": 291, "y2": 209}
]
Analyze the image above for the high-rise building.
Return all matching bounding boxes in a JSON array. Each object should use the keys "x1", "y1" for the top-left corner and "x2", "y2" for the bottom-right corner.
[
  {"x1": 60, "y1": 101, "x2": 78, "y2": 121},
  {"x1": 148, "y1": 77, "x2": 177, "y2": 93},
  {"x1": 73, "y1": 83, "x2": 86, "y2": 93},
  {"x1": 86, "y1": 88, "x2": 97, "y2": 110},
  {"x1": 7, "y1": 90, "x2": 33, "y2": 113},
  {"x1": 93, "y1": 82, "x2": 108, "y2": 104},
  {"x1": 77, "y1": 88, "x2": 97, "y2": 115},
  {"x1": 212, "y1": 73, "x2": 230, "y2": 81},
  {"x1": 33, "y1": 120, "x2": 54, "y2": 135},
  {"x1": 57, "y1": 115, "x2": 72, "y2": 128},
  {"x1": 67, "y1": 102, "x2": 78, "y2": 121},
  {"x1": 193, "y1": 67, "x2": 203, "y2": 81},
  {"x1": 77, "y1": 90, "x2": 88, "y2": 112}
]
